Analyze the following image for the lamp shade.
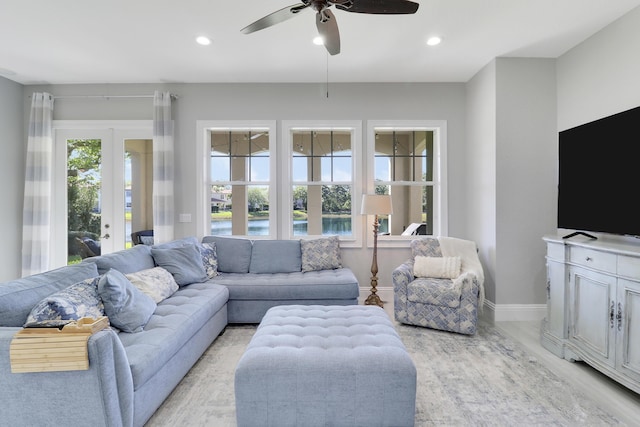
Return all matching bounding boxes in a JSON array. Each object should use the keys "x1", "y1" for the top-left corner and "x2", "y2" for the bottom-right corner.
[{"x1": 361, "y1": 194, "x2": 393, "y2": 215}]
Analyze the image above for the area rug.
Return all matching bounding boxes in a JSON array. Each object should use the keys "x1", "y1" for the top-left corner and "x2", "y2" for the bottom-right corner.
[{"x1": 145, "y1": 321, "x2": 619, "y2": 426}]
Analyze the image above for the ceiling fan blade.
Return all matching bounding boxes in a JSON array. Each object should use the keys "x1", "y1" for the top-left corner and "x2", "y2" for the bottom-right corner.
[
  {"x1": 335, "y1": 0, "x2": 419, "y2": 14},
  {"x1": 316, "y1": 9, "x2": 341, "y2": 55},
  {"x1": 241, "y1": 3, "x2": 309, "y2": 34}
]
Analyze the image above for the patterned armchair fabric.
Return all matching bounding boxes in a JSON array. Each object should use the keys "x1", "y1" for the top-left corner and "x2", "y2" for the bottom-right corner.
[{"x1": 393, "y1": 237, "x2": 481, "y2": 335}]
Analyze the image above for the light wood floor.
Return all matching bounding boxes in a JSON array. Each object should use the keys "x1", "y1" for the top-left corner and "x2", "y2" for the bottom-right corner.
[
  {"x1": 369, "y1": 290, "x2": 640, "y2": 425},
  {"x1": 496, "y1": 321, "x2": 640, "y2": 426}
]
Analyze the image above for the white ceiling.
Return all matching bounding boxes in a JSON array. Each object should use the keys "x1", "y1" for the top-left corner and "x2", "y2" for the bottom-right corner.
[{"x1": 1, "y1": 0, "x2": 639, "y2": 85}]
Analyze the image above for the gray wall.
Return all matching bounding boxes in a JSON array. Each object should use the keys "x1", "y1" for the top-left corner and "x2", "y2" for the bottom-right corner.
[
  {"x1": 465, "y1": 61, "x2": 497, "y2": 304},
  {"x1": 495, "y1": 58, "x2": 557, "y2": 306},
  {"x1": 23, "y1": 82, "x2": 467, "y2": 293},
  {"x1": 558, "y1": 6, "x2": 640, "y2": 131},
  {"x1": 0, "y1": 77, "x2": 24, "y2": 281},
  {"x1": 465, "y1": 58, "x2": 557, "y2": 315}
]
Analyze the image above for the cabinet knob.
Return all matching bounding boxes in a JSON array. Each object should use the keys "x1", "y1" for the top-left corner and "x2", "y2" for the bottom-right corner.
[{"x1": 585, "y1": 257, "x2": 592, "y2": 262}]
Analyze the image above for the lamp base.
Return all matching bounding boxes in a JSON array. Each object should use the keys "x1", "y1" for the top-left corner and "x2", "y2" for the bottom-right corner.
[{"x1": 364, "y1": 292, "x2": 384, "y2": 308}]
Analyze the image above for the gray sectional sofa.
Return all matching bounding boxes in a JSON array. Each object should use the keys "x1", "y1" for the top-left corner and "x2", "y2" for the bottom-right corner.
[{"x1": 0, "y1": 235, "x2": 359, "y2": 427}]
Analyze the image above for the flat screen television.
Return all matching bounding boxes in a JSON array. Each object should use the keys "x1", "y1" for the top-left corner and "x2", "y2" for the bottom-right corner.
[{"x1": 558, "y1": 105, "x2": 640, "y2": 238}]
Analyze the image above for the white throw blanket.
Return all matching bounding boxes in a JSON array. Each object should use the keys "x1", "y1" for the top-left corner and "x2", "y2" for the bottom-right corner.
[{"x1": 439, "y1": 236, "x2": 485, "y2": 312}]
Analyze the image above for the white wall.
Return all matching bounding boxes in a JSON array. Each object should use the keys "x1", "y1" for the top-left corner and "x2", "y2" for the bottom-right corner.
[
  {"x1": 0, "y1": 77, "x2": 25, "y2": 281},
  {"x1": 22, "y1": 82, "x2": 467, "y2": 293}
]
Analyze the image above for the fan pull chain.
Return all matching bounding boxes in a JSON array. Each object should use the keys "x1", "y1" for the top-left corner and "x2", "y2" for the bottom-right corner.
[{"x1": 326, "y1": 50, "x2": 329, "y2": 98}]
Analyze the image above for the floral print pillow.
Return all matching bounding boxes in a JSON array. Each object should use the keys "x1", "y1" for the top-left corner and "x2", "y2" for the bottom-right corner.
[
  {"x1": 300, "y1": 236, "x2": 342, "y2": 272},
  {"x1": 24, "y1": 276, "x2": 104, "y2": 328}
]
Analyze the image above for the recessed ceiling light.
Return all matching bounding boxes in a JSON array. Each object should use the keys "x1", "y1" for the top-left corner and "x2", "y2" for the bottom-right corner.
[
  {"x1": 196, "y1": 36, "x2": 211, "y2": 46},
  {"x1": 313, "y1": 36, "x2": 324, "y2": 46},
  {"x1": 426, "y1": 36, "x2": 442, "y2": 46}
]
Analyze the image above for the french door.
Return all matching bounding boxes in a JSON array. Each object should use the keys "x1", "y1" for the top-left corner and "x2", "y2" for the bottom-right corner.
[{"x1": 52, "y1": 121, "x2": 152, "y2": 268}]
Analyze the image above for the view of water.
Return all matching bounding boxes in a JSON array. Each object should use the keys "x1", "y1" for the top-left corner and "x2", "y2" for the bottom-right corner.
[{"x1": 211, "y1": 217, "x2": 353, "y2": 236}]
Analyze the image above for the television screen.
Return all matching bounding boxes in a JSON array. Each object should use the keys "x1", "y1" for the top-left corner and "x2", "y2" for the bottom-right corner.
[{"x1": 558, "y1": 105, "x2": 640, "y2": 237}]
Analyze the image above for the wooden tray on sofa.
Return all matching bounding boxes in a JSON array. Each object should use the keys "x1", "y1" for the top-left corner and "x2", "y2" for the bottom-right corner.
[{"x1": 9, "y1": 316, "x2": 109, "y2": 373}]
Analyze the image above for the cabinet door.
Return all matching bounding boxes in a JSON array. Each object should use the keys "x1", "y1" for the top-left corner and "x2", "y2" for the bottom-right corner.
[
  {"x1": 569, "y1": 267, "x2": 616, "y2": 367},
  {"x1": 616, "y1": 278, "x2": 640, "y2": 381},
  {"x1": 547, "y1": 258, "x2": 567, "y2": 339}
]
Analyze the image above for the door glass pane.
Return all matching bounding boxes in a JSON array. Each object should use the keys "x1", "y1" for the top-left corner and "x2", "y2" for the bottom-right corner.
[
  {"x1": 67, "y1": 139, "x2": 102, "y2": 264},
  {"x1": 125, "y1": 139, "x2": 153, "y2": 247}
]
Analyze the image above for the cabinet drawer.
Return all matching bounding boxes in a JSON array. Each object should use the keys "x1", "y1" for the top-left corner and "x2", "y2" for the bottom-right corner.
[
  {"x1": 547, "y1": 242, "x2": 565, "y2": 261},
  {"x1": 570, "y1": 246, "x2": 616, "y2": 273},
  {"x1": 618, "y1": 255, "x2": 640, "y2": 280}
]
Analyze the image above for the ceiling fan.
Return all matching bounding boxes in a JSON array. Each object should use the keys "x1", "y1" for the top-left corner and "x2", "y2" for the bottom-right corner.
[{"x1": 240, "y1": 0, "x2": 420, "y2": 56}]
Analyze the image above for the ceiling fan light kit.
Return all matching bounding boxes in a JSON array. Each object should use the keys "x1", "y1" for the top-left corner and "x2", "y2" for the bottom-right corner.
[{"x1": 240, "y1": 0, "x2": 420, "y2": 55}]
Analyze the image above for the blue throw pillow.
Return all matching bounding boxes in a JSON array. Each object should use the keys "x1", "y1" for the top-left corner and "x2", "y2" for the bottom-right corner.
[
  {"x1": 151, "y1": 243, "x2": 208, "y2": 286},
  {"x1": 250, "y1": 240, "x2": 302, "y2": 273},
  {"x1": 201, "y1": 236, "x2": 252, "y2": 273},
  {"x1": 98, "y1": 269, "x2": 156, "y2": 333}
]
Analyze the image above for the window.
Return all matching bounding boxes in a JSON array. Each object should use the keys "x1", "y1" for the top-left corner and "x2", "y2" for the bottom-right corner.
[
  {"x1": 367, "y1": 121, "x2": 447, "y2": 241},
  {"x1": 197, "y1": 121, "x2": 276, "y2": 238},
  {"x1": 283, "y1": 121, "x2": 361, "y2": 242}
]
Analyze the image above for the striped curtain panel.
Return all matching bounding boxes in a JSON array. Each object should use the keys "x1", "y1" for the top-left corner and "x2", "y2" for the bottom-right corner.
[
  {"x1": 152, "y1": 91, "x2": 175, "y2": 244},
  {"x1": 22, "y1": 93, "x2": 54, "y2": 277}
]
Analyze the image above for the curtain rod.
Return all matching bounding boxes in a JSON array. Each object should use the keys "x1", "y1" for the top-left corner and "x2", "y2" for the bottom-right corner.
[{"x1": 51, "y1": 94, "x2": 178, "y2": 100}]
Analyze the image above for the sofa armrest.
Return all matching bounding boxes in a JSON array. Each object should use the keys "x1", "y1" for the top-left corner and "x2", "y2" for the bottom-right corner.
[
  {"x1": 0, "y1": 327, "x2": 134, "y2": 427},
  {"x1": 458, "y1": 273, "x2": 481, "y2": 309}
]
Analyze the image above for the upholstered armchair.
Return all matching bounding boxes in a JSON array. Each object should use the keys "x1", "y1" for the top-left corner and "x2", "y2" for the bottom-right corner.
[{"x1": 393, "y1": 237, "x2": 484, "y2": 335}]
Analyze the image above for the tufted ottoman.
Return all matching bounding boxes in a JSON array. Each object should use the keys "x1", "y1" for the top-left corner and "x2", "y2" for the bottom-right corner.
[{"x1": 234, "y1": 305, "x2": 417, "y2": 427}]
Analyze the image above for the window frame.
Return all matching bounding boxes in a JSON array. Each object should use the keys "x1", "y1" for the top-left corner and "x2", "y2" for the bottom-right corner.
[
  {"x1": 366, "y1": 120, "x2": 448, "y2": 248},
  {"x1": 282, "y1": 120, "x2": 363, "y2": 247},
  {"x1": 196, "y1": 120, "x2": 277, "y2": 239}
]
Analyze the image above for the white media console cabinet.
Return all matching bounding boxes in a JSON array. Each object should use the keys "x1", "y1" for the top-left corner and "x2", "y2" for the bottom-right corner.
[{"x1": 542, "y1": 234, "x2": 640, "y2": 394}]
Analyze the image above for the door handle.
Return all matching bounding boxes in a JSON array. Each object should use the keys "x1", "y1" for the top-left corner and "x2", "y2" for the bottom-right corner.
[
  {"x1": 610, "y1": 301, "x2": 615, "y2": 329},
  {"x1": 617, "y1": 302, "x2": 623, "y2": 332}
]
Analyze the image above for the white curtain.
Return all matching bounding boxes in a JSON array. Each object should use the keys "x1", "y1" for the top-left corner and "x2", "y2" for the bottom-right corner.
[
  {"x1": 152, "y1": 91, "x2": 175, "y2": 244},
  {"x1": 22, "y1": 93, "x2": 54, "y2": 276}
]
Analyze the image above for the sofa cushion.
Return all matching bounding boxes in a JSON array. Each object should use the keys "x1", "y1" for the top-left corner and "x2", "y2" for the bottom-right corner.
[
  {"x1": 202, "y1": 236, "x2": 252, "y2": 273},
  {"x1": 24, "y1": 276, "x2": 105, "y2": 328},
  {"x1": 98, "y1": 269, "x2": 156, "y2": 333},
  {"x1": 125, "y1": 267, "x2": 179, "y2": 303},
  {"x1": 117, "y1": 282, "x2": 230, "y2": 390},
  {"x1": 249, "y1": 240, "x2": 301, "y2": 274},
  {"x1": 84, "y1": 244, "x2": 155, "y2": 275},
  {"x1": 300, "y1": 236, "x2": 342, "y2": 272},
  {"x1": 151, "y1": 244, "x2": 207, "y2": 286},
  {"x1": 407, "y1": 277, "x2": 461, "y2": 308},
  {"x1": 208, "y1": 268, "x2": 359, "y2": 301},
  {"x1": 0, "y1": 262, "x2": 99, "y2": 327}
]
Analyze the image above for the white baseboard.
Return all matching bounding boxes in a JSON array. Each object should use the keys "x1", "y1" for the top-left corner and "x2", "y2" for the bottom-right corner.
[
  {"x1": 363, "y1": 287, "x2": 547, "y2": 323},
  {"x1": 484, "y1": 300, "x2": 547, "y2": 322}
]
